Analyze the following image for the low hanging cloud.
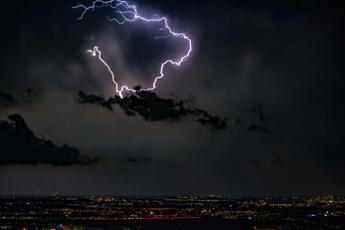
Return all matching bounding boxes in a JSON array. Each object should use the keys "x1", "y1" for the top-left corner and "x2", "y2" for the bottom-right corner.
[
  {"x1": 0, "y1": 91, "x2": 18, "y2": 107},
  {"x1": 0, "y1": 87, "x2": 39, "y2": 107},
  {"x1": 77, "y1": 90, "x2": 228, "y2": 130},
  {"x1": 0, "y1": 114, "x2": 98, "y2": 166},
  {"x1": 247, "y1": 123, "x2": 272, "y2": 134}
]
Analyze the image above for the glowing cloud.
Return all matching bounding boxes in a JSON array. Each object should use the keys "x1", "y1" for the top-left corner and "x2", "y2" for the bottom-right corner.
[{"x1": 73, "y1": 0, "x2": 192, "y2": 98}]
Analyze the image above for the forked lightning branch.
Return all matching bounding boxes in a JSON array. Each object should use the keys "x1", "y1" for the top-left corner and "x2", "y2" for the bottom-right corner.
[{"x1": 73, "y1": 0, "x2": 192, "y2": 98}]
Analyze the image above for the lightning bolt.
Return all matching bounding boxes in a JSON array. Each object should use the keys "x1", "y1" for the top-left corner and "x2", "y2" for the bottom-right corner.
[{"x1": 73, "y1": 0, "x2": 192, "y2": 98}]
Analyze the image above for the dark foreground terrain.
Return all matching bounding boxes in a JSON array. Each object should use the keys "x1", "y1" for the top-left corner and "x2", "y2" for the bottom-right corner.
[{"x1": 1, "y1": 195, "x2": 345, "y2": 229}]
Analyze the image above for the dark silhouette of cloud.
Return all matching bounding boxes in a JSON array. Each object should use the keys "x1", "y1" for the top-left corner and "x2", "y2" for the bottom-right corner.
[
  {"x1": 26, "y1": 87, "x2": 38, "y2": 97},
  {"x1": 0, "y1": 91, "x2": 18, "y2": 106},
  {"x1": 0, "y1": 87, "x2": 39, "y2": 106},
  {"x1": 125, "y1": 156, "x2": 152, "y2": 164},
  {"x1": 0, "y1": 114, "x2": 98, "y2": 166},
  {"x1": 24, "y1": 87, "x2": 39, "y2": 103},
  {"x1": 247, "y1": 123, "x2": 272, "y2": 134},
  {"x1": 234, "y1": 119, "x2": 243, "y2": 126},
  {"x1": 77, "y1": 90, "x2": 228, "y2": 130}
]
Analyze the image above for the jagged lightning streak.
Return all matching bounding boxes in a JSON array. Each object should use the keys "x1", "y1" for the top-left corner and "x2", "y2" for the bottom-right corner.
[{"x1": 73, "y1": 0, "x2": 192, "y2": 98}]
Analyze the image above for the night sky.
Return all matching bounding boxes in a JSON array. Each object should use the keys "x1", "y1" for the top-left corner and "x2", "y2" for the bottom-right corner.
[{"x1": 0, "y1": 0, "x2": 344, "y2": 196}]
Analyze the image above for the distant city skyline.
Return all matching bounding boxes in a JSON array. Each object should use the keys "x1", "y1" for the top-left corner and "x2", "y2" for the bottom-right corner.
[{"x1": 1, "y1": 195, "x2": 345, "y2": 229}]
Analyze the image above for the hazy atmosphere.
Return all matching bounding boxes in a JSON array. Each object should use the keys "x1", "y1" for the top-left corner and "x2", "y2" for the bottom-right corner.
[{"x1": 0, "y1": 0, "x2": 344, "y2": 197}]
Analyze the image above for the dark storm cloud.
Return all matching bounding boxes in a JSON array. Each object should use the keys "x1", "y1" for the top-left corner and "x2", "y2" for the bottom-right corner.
[
  {"x1": 77, "y1": 90, "x2": 228, "y2": 129},
  {"x1": 0, "y1": 114, "x2": 98, "y2": 166}
]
